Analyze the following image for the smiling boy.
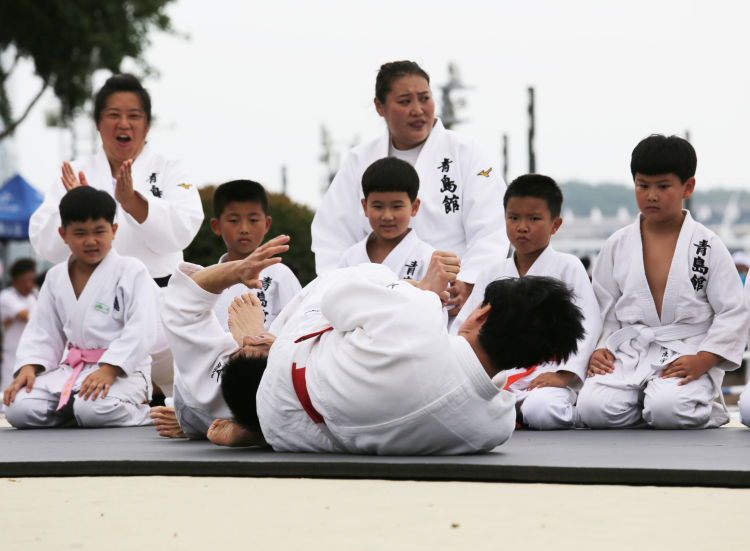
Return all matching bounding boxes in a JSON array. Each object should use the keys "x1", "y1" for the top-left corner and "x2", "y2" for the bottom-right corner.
[
  {"x1": 4, "y1": 186, "x2": 158, "y2": 428},
  {"x1": 449, "y1": 174, "x2": 601, "y2": 429},
  {"x1": 339, "y1": 157, "x2": 434, "y2": 280},
  {"x1": 577, "y1": 134, "x2": 749, "y2": 429}
]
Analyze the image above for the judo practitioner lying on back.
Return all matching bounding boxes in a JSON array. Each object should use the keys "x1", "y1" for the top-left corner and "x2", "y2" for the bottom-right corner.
[{"x1": 161, "y1": 235, "x2": 584, "y2": 454}]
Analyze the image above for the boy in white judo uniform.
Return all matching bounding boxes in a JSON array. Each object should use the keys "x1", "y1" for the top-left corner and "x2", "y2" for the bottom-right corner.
[
  {"x1": 3, "y1": 187, "x2": 158, "y2": 428},
  {"x1": 339, "y1": 157, "x2": 434, "y2": 281},
  {"x1": 449, "y1": 174, "x2": 601, "y2": 429},
  {"x1": 0, "y1": 258, "x2": 38, "y2": 409},
  {"x1": 161, "y1": 235, "x2": 585, "y2": 454},
  {"x1": 577, "y1": 135, "x2": 750, "y2": 429},
  {"x1": 152, "y1": 180, "x2": 301, "y2": 438}
]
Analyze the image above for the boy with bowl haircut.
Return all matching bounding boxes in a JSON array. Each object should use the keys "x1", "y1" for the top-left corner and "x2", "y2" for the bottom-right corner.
[
  {"x1": 3, "y1": 187, "x2": 158, "y2": 428},
  {"x1": 339, "y1": 158, "x2": 434, "y2": 280},
  {"x1": 577, "y1": 134, "x2": 749, "y2": 429},
  {"x1": 153, "y1": 180, "x2": 301, "y2": 439},
  {"x1": 449, "y1": 174, "x2": 601, "y2": 429}
]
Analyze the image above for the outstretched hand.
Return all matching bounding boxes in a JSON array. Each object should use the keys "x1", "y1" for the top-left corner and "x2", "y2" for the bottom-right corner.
[
  {"x1": 236, "y1": 235, "x2": 290, "y2": 288},
  {"x1": 61, "y1": 162, "x2": 89, "y2": 191},
  {"x1": 417, "y1": 251, "x2": 460, "y2": 304}
]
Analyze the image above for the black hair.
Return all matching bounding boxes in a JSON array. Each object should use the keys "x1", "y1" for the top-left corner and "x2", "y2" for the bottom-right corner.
[
  {"x1": 59, "y1": 186, "x2": 116, "y2": 227},
  {"x1": 361, "y1": 157, "x2": 419, "y2": 201},
  {"x1": 220, "y1": 355, "x2": 268, "y2": 434},
  {"x1": 375, "y1": 60, "x2": 430, "y2": 104},
  {"x1": 93, "y1": 74, "x2": 152, "y2": 125},
  {"x1": 503, "y1": 174, "x2": 563, "y2": 218},
  {"x1": 630, "y1": 134, "x2": 697, "y2": 183},
  {"x1": 478, "y1": 276, "x2": 584, "y2": 372},
  {"x1": 9, "y1": 258, "x2": 36, "y2": 280},
  {"x1": 213, "y1": 180, "x2": 269, "y2": 218}
]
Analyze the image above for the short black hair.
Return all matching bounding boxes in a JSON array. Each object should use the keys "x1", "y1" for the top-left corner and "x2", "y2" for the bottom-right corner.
[
  {"x1": 10, "y1": 258, "x2": 36, "y2": 280},
  {"x1": 375, "y1": 60, "x2": 430, "y2": 104},
  {"x1": 503, "y1": 174, "x2": 563, "y2": 218},
  {"x1": 362, "y1": 157, "x2": 419, "y2": 201},
  {"x1": 220, "y1": 355, "x2": 268, "y2": 434},
  {"x1": 478, "y1": 276, "x2": 584, "y2": 372},
  {"x1": 59, "y1": 186, "x2": 116, "y2": 227},
  {"x1": 630, "y1": 134, "x2": 697, "y2": 183},
  {"x1": 94, "y1": 74, "x2": 151, "y2": 125},
  {"x1": 213, "y1": 180, "x2": 269, "y2": 218}
]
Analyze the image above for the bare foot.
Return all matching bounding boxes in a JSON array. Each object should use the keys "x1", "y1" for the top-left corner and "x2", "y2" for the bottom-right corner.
[
  {"x1": 207, "y1": 418, "x2": 262, "y2": 447},
  {"x1": 150, "y1": 406, "x2": 186, "y2": 438},
  {"x1": 228, "y1": 293, "x2": 266, "y2": 347}
]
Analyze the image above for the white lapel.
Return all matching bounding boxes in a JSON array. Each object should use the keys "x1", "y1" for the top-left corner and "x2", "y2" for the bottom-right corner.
[
  {"x1": 382, "y1": 229, "x2": 418, "y2": 274},
  {"x1": 68, "y1": 249, "x2": 118, "y2": 345},
  {"x1": 660, "y1": 211, "x2": 695, "y2": 324}
]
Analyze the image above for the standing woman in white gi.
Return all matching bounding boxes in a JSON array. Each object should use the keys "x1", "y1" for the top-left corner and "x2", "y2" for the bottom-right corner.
[
  {"x1": 311, "y1": 60, "x2": 508, "y2": 314},
  {"x1": 28, "y1": 74, "x2": 204, "y2": 398}
]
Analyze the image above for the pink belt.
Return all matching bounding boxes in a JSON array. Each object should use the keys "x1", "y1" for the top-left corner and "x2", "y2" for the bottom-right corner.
[
  {"x1": 291, "y1": 327, "x2": 333, "y2": 424},
  {"x1": 57, "y1": 346, "x2": 107, "y2": 410}
]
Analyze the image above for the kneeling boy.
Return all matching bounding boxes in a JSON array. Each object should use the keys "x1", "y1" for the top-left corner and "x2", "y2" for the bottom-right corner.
[
  {"x1": 153, "y1": 180, "x2": 301, "y2": 439},
  {"x1": 577, "y1": 135, "x2": 749, "y2": 429},
  {"x1": 339, "y1": 158, "x2": 434, "y2": 280},
  {"x1": 449, "y1": 174, "x2": 601, "y2": 429},
  {"x1": 3, "y1": 187, "x2": 158, "y2": 428}
]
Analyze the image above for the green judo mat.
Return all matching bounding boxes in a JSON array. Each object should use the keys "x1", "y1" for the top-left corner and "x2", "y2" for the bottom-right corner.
[{"x1": 1, "y1": 426, "x2": 749, "y2": 487}]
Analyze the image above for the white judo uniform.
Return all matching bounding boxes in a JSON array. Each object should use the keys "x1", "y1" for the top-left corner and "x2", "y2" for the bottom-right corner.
[
  {"x1": 311, "y1": 119, "x2": 508, "y2": 283},
  {"x1": 448, "y1": 246, "x2": 601, "y2": 429},
  {"x1": 163, "y1": 263, "x2": 516, "y2": 454},
  {"x1": 28, "y1": 145, "x2": 203, "y2": 397},
  {"x1": 29, "y1": 145, "x2": 203, "y2": 279},
  {"x1": 0, "y1": 286, "x2": 38, "y2": 400},
  {"x1": 5, "y1": 250, "x2": 158, "y2": 428},
  {"x1": 338, "y1": 229, "x2": 434, "y2": 280},
  {"x1": 170, "y1": 256, "x2": 301, "y2": 438},
  {"x1": 576, "y1": 212, "x2": 750, "y2": 429}
]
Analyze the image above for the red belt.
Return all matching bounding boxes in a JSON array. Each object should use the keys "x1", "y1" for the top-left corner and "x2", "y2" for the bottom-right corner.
[
  {"x1": 291, "y1": 327, "x2": 333, "y2": 425},
  {"x1": 503, "y1": 366, "x2": 536, "y2": 390}
]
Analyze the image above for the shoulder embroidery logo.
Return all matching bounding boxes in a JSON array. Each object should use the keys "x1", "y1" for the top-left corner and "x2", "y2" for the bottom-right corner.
[
  {"x1": 477, "y1": 167, "x2": 492, "y2": 178},
  {"x1": 177, "y1": 183, "x2": 192, "y2": 190}
]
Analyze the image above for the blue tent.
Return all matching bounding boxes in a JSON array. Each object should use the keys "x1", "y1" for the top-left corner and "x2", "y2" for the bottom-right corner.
[{"x1": 0, "y1": 174, "x2": 44, "y2": 240}]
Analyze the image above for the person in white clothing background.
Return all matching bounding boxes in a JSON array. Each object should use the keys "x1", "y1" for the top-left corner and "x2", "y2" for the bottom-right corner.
[
  {"x1": 28, "y1": 74, "x2": 204, "y2": 400},
  {"x1": 0, "y1": 258, "x2": 38, "y2": 411},
  {"x1": 312, "y1": 60, "x2": 508, "y2": 315}
]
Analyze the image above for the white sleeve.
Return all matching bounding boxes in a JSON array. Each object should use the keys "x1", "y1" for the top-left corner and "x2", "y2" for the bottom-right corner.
[
  {"x1": 129, "y1": 159, "x2": 204, "y2": 255},
  {"x1": 28, "y1": 177, "x2": 70, "y2": 263},
  {"x1": 98, "y1": 265, "x2": 159, "y2": 375},
  {"x1": 13, "y1": 278, "x2": 65, "y2": 375},
  {"x1": 160, "y1": 265, "x2": 238, "y2": 412},
  {"x1": 592, "y1": 239, "x2": 619, "y2": 350},
  {"x1": 311, "y1": 153, "x2": 369, "y2": 275},
  {"x1": 700, "y1": 237, "x2": 750, "y2": 370},
  {"x1": 456, "y1": 147, "x2": 509, "y2": 283}
]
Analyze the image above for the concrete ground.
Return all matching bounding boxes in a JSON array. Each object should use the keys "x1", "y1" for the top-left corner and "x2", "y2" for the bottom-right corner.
[{"x1": 1, "y1": 413, "x2": 747, "y2": 551}]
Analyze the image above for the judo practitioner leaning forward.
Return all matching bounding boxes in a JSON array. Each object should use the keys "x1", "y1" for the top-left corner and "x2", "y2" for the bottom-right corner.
[{"x1": 162, "y1": 235, "x2": 585, "y2": 454}]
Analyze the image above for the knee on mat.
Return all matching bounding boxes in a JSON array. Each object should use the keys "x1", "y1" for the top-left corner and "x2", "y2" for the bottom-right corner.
[
  {"x1": 73, "y1": 397, "x2": 121, "y2": 427},
  {"x1": 520, "y1": 391, "x2": 573, "y2": 430},
  {"x1": 643, "y1": 384, "x2": 708, "y2": 429},
  {"x1": 576, "y1": 384, "x2": 637, "y2": 428},
  {"x1": 5, "y1": 397, "x2": 43, "y2": 429}
]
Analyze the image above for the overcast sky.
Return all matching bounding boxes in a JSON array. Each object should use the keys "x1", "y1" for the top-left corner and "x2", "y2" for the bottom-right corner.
[{"x1": 4, "y1": 0, "x2": 750, "y2": 209}]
